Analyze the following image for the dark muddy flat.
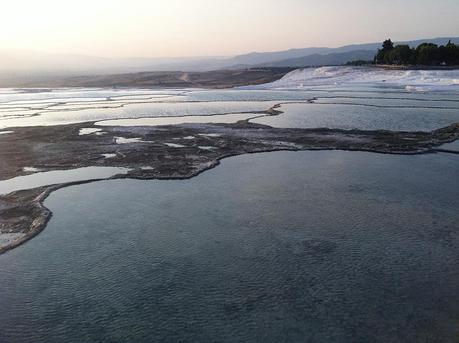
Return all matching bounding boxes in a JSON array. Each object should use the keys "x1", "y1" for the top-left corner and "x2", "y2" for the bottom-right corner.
[{"x1": 0, "y1": 118, "x2": 458, "y2": 253}]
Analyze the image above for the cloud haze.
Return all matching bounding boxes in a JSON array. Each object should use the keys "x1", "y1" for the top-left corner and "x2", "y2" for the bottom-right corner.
[{"x1": 1, "y1": 0, "x2": 458, "y2": 58}]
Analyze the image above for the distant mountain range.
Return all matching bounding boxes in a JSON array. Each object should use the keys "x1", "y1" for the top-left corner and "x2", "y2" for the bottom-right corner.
[
  {"x1": 254, "y1": 50, "x2": 376, "y2": 68},
  {"x1": 0, "y1": 37, "x2": 458, "y2": 77},
  {"x1": 224, "y1": 37, "x2": 459, "y2": 69}
]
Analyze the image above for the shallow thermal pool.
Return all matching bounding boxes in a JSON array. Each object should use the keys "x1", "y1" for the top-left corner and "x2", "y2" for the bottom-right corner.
[
  {"x1": 0, "y1": 150, "x2": 458, "y2": 342},
  {"x1": 96, "y1": 112, "x2": 259, "y2": 126},
  {"x1": 0, "y1": 100, "x2": 279, "y2": 129},
  {"x1": 0, "y1": 167, "x2": 130, "y2": 195},
  {"x1": 1, "y1": 85, "x2": 459, "y2": 131},
  {"x1": 250, "y1": 102, "x2": 459, "y2": 131},
  {"x1": 440, "y1": 139, "x2": 459, "y2": 152}
]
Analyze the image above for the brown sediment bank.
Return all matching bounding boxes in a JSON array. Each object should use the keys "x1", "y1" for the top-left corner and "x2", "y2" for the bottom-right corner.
[
  {"x1": 0, "y1": 68, "x2": 295, "y2": 89},
  {"x1": 0, "y1": 118, "x2": 458, "y2": 254}
]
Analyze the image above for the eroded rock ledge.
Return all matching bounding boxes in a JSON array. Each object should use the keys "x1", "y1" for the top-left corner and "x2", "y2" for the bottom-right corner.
[{"x1": 0, "y1": 120, "x2": 458, "y2": 254}]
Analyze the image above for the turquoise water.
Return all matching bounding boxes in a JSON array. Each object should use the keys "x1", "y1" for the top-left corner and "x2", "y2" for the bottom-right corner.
[{"x1": 1, "y1": 151, "x2": 458, "y2": 342}]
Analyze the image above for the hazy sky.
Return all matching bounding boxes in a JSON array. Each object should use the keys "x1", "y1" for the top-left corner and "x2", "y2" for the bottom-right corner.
[{"x1": 1, "y1": 0, "x2": 458, "y2": 58}]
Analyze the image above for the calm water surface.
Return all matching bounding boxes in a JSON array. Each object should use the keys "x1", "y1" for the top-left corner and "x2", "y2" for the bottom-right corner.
[
  {"x1": 0, "y1": 167, "x2": 129, "y2": 195},
  {"x1": 0, "y1": 151, "x2": 458, "y2": 343},
  {"x1": 251, "y1": 102, "x2": 459, "y2": 131},
  {"x1": 1, "y1": 87, "x2": 459, "y2": 131}
]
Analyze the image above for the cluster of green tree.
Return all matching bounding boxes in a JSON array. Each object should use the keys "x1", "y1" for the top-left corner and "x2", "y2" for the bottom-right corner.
[{"x1": 375, "y1": 39, "x2": 459, "y2": 66}]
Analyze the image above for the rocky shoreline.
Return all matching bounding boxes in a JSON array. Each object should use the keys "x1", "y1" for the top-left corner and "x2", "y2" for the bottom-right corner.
[{"x1": 0, "y1": 117, "x2": 458, "y2": 254}]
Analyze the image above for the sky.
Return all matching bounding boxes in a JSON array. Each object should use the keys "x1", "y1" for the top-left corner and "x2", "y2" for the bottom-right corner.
[{"x1": 1, "y1": 0, "x2": 458, "y2": 58}]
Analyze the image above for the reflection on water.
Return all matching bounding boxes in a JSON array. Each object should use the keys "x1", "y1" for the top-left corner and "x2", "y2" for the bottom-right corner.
[
  {"x1": 0, "y1": 167, "x2": 130, "y2": 195},
  {"x1": 314, "y1": 95, "x2": 459, "y2": 109},
  {"x1": 439, "y1": 140, "x2": 459, "y2": 152},
  {"x1": 0, "y1": 151, "x2": 458, "y2": 342},
  {"x1": 97, "y1": 112, "x2": 258, "y2": 126},
  {"x1": 0, "y1": 100, "x2": 278, "y2": 129},
  {"x1": 251, "y1": 102, "x2": 459, "y2": 131},
  {"x1": 1, "y1": 87, "x2": 459, "y2": 131}
]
